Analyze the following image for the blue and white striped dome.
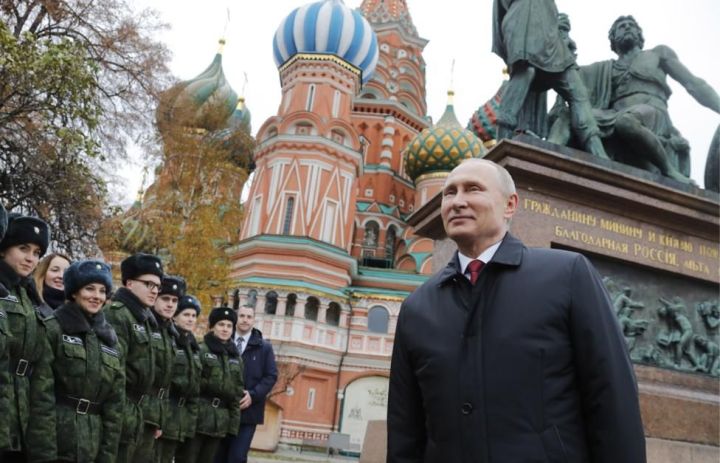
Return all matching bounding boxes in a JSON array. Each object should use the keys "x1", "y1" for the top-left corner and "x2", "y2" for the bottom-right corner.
[{"x1": 273, "y1": 0, "x2": 379, "y2": 84}]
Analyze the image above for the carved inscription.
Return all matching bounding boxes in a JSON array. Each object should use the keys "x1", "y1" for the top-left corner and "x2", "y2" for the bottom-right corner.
[{"x1": 521, "y1": 197, "x2": 719, "y2": 281}]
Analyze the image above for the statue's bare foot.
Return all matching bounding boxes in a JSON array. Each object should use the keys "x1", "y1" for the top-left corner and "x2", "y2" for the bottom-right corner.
[
  {"x1": 586, "y1": 136, "x2": 610, "y2": 160},
  {"x1": 665, "y1": 168, "x2": 696, "y2": 185}
]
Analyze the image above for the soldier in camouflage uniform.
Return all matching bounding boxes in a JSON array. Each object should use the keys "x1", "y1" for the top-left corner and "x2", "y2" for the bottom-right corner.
[
  {"x1": 28, "y1": 260, "x2": 125, "y2": 462},
  {"x1": 159, "y1": 294, "x2": 203, "y2": 463},
  {"x1": 0, "y1": 203, "x2": 9, "y2": 453},
  {"x1": 0, "y1": 214, "x2": 55, "y2": 462},
  {"x1": 178, "y1": 307, "x2": 244, "y2": 463},
  {"x1": 138, "y1": 274, "x2": 185, "y2": 463},
  {"x1": 104, "y1": 253, "x2": 164, "y2": 463}
]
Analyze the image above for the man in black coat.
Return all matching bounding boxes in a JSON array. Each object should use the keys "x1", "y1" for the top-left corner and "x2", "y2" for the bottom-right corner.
[
  {"x1": 387, "y1": 159, "x2": 646, "y2": 462},
  {"x1": 214, "y1": 304, "x2": 278, "y2": 463}
]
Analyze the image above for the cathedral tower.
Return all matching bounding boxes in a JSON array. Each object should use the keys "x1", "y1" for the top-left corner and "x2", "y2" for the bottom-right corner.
[{"x1": 231, "y1": 0, "x2": 379, "y2": 291}]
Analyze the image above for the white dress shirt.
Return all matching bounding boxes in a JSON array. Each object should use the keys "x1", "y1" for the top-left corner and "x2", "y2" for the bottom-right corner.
[
  {"x1": 457, "y1": 240, "x2": 502, "y2": 281},
  {"x1": 234, "y1": 333, "x2": 249, "y2": 355}
]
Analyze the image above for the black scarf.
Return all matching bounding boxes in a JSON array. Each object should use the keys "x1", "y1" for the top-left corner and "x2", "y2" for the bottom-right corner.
[
  {"x1": 152, "y1": 309, "x2": 179, "y2": 339},
  {"x1": 112, "y1": 287, "x2": 158, "y2": 329},
  {"x1": 0, "y1": 259, "x2": 43, "y2": 306},
  {"x1": 54, "y1": 302, "x2": 118, "y2": 347},
  {"x1": 0, "y1": 258, "x2": 22, "y2": 290},
  {"x1": 176, "y1": 326, "x2": 200, "y2": 352},
  {"x1": 203, "y1": 332, "x2": 239, "y2": 358},
  {"x1": 43, "y1": 284, "x2": 65, "y2": 310}
]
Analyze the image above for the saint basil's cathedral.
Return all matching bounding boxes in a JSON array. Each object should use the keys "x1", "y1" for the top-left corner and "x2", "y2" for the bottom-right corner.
[{"x1": 102, "y1": 0, "x2": 500, "y2": 452}]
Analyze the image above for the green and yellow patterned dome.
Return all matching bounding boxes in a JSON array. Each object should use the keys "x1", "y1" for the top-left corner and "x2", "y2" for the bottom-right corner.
[{"x1": 404, "y1": 90, "x2": 485, "y2": 181}]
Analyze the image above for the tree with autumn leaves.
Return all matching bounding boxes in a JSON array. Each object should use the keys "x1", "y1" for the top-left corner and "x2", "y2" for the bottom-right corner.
[
  {"x1": 0, "y1": 0, "x2": 171, "y2": 254},
  {"x1": 99, "y1": 95, "x2": 255, "y2": 309}
]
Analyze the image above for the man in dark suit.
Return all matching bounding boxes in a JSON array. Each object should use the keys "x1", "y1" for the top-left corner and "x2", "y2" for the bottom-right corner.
[
  {"x1": 387, "y1": 159, "x2": 646, "y2": 462},
  {"x1": 215, "y1": 304, "x2": 278, "y2": 463}
]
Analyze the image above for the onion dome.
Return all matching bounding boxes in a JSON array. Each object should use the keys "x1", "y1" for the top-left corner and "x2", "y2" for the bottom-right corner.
[
  {"x1": 227, "y1": 97, "x2": 251, "y2": 134},
  {"x1": 203, "y1": 98, "x2": 255, "y2": 172},
  {"x1": 467, "y1": 81, "x2": 506, "y2": 146},
  {"x1": 404, "y1": 91, "x2": 485, "y2": 181},
  {"x1": 272, "y1": 0, "x2": 379, "y2": 84},
  {"x1": 157, "y1": 39, "x2": 239, "y2": 131}
]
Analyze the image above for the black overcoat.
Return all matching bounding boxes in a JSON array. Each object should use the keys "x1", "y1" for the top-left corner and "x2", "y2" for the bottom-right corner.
[{"x1": 387, "y1": 234, "x2": 646, "y2": 463}]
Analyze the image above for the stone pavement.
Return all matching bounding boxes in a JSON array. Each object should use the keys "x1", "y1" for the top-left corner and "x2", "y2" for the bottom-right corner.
[{"x1": 248, "y1": 449, "x2": 358, "y2": 463}]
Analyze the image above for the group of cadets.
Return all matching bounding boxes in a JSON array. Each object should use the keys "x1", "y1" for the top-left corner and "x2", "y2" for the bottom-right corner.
[{"x1": 0, "y1": 205, "x2": 267, "y2": 463}]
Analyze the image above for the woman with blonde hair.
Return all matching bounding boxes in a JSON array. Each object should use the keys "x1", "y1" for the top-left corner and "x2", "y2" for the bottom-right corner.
[{"x1": 33, "y1": 252, "x2": 71, "y2": 313}]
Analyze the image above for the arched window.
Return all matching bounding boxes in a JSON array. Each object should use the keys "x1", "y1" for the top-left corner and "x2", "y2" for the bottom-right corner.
[
  {"x1": 332, "y1": 90, "x2": 341, "y2": 117},
  {"x1": 385, "y1": 226, "x2": 397, "y2": 261},
  {"x1": 264, "y1": 291, "x2": 278, "y2": 315},
  {"x1": 282, "y1": 196, "x2": 294, "y2": 235},
  {"x1": 368, "y1": 306, "x2": 389, "y2": 333},
  {"x1": 363, "y1": 221, "x2": 379, "y2": 248},
  {"x1": 306, "y1": 84, "x2": 316, "y2": 111},
  {"x1": 305, "y1": 296, "x2": 319, "y2": 321},
  {"x1": 327, "y1": 302, "x2": 341, "y2": 327},
  {"x1": 246, "y1": 290, "x2": 258, "y2": 309},
  {"x1": 286, "y1": 293, "x2": 297, "y2": 317}
]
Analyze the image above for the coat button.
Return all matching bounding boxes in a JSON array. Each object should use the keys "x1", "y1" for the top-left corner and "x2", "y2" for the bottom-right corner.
[{"x1": 461, "y1": 402, "x2": 473, "y2": 415}]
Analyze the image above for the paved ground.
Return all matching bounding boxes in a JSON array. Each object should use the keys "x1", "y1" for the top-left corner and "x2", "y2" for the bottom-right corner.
[{"x1": 248, "y1": 448, "x2": 359, "y2": 463}]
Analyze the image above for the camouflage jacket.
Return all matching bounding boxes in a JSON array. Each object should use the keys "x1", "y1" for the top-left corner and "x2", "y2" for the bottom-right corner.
[
  {"x1": 196, "y1": 333, "x2": 244, "y2": 438},
  {"x1": 141, "y1": 312, "x2": 177, "y2": 428},
  {"x1": 104, "y1": 287, "x2": 156, "y2": 445},
  {"x1": 161, "y1": 327, "x2": 202, "y2": 442},
  {"x1": 29, "y1": 303, "x2": 125, "y2": 463},
  {"x1": 0, "y1": 261, "x2": 54, "y2": 455},
  {"x1": 0, "y1": 301, "x2": 9, "y2": 451}
]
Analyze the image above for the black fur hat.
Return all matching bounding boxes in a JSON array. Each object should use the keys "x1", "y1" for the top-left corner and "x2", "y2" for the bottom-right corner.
[
  {"x1": 64, "y1": 260, "x2": 113, "y2": 299},
  {"x1": 0, "y1": 213, "x2": 50, "y2": 257},
  {"x1": 0, "y1": 203, "x2": 7, "y2": 243},
  {"x1": 120, "y1": 253, "x2": 163, "y2": 284},
  {"x1": 159, "y1": 274, "x2": 186, "y2": 298},
  {"x1": 176, "y1": 294, "x2": 201, "y2": 316},
  {"x1": 208, "y1": 306, "x2": 237, "y2": 328}
]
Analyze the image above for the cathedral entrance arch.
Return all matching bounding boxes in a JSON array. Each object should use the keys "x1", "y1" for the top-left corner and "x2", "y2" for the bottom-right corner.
[{"x1": 339, "y1": 376, "x2": 389, "y2": 450}]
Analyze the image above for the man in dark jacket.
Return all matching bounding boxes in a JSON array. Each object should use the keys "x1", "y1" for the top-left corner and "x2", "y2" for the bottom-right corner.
[
  {"x1": 387, "y1": 159, "x2": 646, "y2": 462},
  {"x1": 215, "y1": 304, "x2": 277, "y2": 463}
]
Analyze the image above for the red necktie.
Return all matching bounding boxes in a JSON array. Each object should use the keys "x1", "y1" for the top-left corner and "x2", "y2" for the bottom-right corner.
[{"x1": 467, "y1": 259, "x2": 484, "y2": 285}]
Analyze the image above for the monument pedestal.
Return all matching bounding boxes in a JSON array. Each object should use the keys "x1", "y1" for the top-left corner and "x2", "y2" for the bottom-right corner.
[{"x1": 408, "y1": 136, "x2": 720, "y2": 461}]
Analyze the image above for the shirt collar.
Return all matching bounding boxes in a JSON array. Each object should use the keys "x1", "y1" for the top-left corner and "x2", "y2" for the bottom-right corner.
[{"x1": 457, "y1": 240, "x2": 502, "y2": 274}]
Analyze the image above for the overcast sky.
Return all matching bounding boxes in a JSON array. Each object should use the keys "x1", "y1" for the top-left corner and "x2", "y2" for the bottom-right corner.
[{"x1": 120, "y1": 0, "x2": 720, "y2": 201}]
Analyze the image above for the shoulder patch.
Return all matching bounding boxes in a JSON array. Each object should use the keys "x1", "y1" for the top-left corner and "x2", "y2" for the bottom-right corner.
[
  {"x1": 132, "y1": 323, "x2": 146, "y2": 333},
  {"x1": 62, "y1": 334, "x2": 84, "y2": 346},
  {"x1": 101, "y1": 344, "x2": 120, "y2": 357},
  {"x1": 0, "y1": 294, "x2": 19, "y2": 304},
  {"x1": 205, "y1": 353, "x2": 218, "y2": 360}
]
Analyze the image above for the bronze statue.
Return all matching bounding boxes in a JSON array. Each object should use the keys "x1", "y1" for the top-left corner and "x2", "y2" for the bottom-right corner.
[
  {"x1": 658, "y1": 297, "x2": 699, "y2": 369},
  {"x1": 697, "y1": 300, "x2": 720, "y2": 330},
  {"x1": 614, "y1": 287, "x2": 648, "y2": 352},
  {"x1": 491, "y1": 0, "x2": 608, "y2": 158},
  {"x1": 549, "y1": 16, "x2": 720, "y2": 184},
  {"x1": 693, "y1": 335, "x2": 720, "y2": 376},
  {"x1": 705, "y1": 125, "x2": 720, "y2": 192}
]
